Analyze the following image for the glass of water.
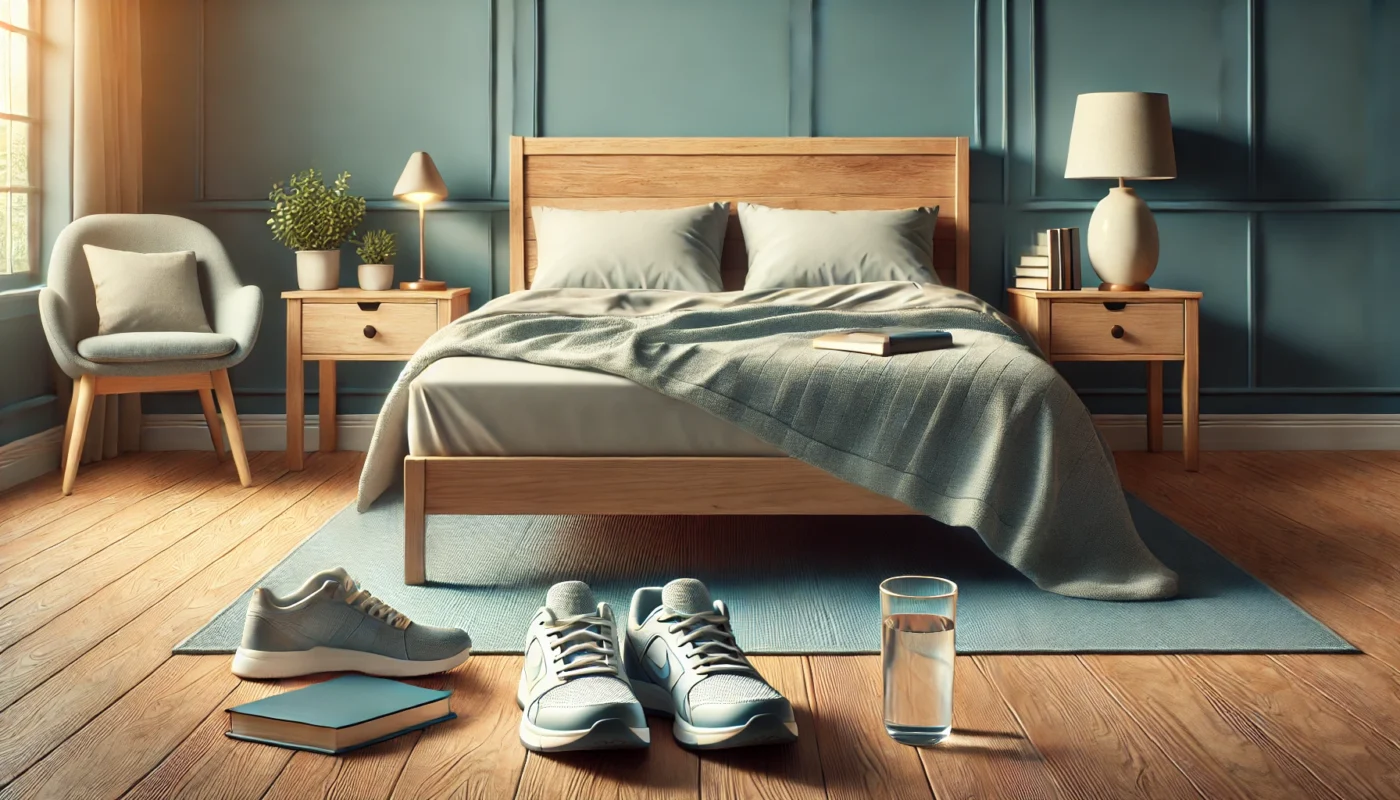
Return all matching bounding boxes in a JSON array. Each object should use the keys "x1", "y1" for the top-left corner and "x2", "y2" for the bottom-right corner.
[{"x1": 880, "y1": 575, "x2": 957, "y2": 746}]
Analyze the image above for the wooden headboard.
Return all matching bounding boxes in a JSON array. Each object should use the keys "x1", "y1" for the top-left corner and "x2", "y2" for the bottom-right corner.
[{"x1": 509, "y1": 137, "x2": 970, "y2": 293}]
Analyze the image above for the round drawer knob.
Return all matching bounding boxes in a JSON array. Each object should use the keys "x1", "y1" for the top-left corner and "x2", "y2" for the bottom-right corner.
[
  {"x1": 1110, "y1": 325, "x2": 1125, "y2": 339},
  {"x1": 363, "y1": 325, "x2": 377, "y2": 339}
]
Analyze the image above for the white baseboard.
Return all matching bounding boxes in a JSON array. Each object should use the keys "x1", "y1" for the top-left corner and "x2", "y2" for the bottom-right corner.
[
  {"x1": 0, "y1": 426, "x2": 63, "y2": 492},
  {"x1": 134, "y1": 412, "x2": 1400, "y2": 454},
  {"x1": 1094, "y1": 413, "x2": 1400, "y2": 451},
  {"x1": 140, "y1": 414, "x2": 379, "y2": 452}
]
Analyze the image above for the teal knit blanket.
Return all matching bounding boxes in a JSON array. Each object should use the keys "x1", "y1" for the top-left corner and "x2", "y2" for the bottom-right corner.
[{"x1": 357, "y1": 282, "x2": 1177, "y2": 600}]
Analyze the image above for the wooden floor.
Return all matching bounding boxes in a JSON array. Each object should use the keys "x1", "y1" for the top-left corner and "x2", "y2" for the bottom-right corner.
[{"x1": 1, "y1": 450, "x2": 1399, "y2": 798}]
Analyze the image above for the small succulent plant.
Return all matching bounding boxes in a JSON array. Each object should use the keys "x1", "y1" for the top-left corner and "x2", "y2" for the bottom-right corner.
[
  {"x1": 356, "y1": 229, "x2": 397, "y2": 265},
  {"x1": 267, "y1": 169, "x2": 366, "y2": 252}
]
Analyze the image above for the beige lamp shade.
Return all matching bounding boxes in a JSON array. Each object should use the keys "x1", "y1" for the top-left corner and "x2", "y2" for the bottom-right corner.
[
  {"x1": 393, "y1": 151, "x2": 449, "y2": 204},
  {"x1": 1064, "y1": 92, "x2": 1176, "y2": 180}
]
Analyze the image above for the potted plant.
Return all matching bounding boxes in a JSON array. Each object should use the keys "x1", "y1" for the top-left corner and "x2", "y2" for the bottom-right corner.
[
  {"x1": 268, "y1": 169, "x2": 366, "y2": 290},
  {"x1": 355, "y1": 229, "x2": 397, "y2": 291}
]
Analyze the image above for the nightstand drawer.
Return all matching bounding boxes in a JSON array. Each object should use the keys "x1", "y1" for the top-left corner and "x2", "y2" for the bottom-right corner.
[
  {"x1": 302, "y1": 302, "x2": 439, "y2": 358},
  {"x1": 1051, "y1": 302, "x2": 1184, "y2": 356}
]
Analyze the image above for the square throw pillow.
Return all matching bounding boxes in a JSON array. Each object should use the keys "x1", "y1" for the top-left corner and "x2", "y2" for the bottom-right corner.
[
  {"x1": 530, "y1": 203, "x2": 730, "y2": 292},
  {"x1": 738, "y1": 204, "x2": 940, "y2": 290},
  {"x1": 84, "y1": 244, "x2": 213, "y2": 335}
]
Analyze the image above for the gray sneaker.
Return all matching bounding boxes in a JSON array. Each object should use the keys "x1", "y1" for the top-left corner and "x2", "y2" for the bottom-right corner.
[
  {"x1": 624, "y1": 579, "x2": 797, "y2": 749},
  {"x1": 231, "y1": 567, "x2": 472, "y2": 679},
  {"x1": 516, "y1": 581, "x2": 649, "y2": 752}
]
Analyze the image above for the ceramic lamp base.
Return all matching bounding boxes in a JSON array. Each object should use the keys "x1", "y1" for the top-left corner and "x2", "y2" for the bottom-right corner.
[
  {"x1": 1087, "y1": 186, "x2": 1160, "y2": 289},
  {"x1": 1098, "y1": 281, "x2": 1150, "y2": 291},
  {"x1": 400, "y1": 279, "x2": 447, "y2": 291}
]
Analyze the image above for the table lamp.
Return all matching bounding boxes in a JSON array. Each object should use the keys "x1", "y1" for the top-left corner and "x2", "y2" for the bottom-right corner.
[
  {"x1": 1064, "y1": 92, "x2": 1176, "y2": 291},
  {"x1": 394, "y1": 151, "x2": 449, "y2": 291}
]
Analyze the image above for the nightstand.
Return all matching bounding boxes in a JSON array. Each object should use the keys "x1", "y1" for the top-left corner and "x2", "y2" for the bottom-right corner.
[
  {"x1": 282, "y1": 287, "x2": 470, "y2": 470},
  {"x1": 1007, "y1": 288, "x2": 1202, "y2": 470}
]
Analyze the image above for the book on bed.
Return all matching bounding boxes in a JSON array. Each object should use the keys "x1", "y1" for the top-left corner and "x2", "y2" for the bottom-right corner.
[
  {"x1": 813, "y1": 329, "x2": 953, "y2": 357},
  {"x1": 226, "y1": 675, "x2": 454, "y2": 755}
]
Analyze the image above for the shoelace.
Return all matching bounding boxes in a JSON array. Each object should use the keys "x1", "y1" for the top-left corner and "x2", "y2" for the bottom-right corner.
[
  {"x1": 546, "y1": 613, "x2": 620, "y2": 680},
  {"x1": 343, "y1": 579, "x2": 411, "y2": 630},
  {"x1": 662, "y1": 611, "x2": 753, "y2": 676}
]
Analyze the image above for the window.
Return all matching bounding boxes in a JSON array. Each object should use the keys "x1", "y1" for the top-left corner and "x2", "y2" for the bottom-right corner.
[{"x1": 0, "y1": 0, "x2": 35, "y2": 281}]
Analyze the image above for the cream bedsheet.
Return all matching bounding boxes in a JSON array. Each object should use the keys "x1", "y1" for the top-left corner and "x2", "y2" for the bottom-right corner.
[{"x1": 407, "y1": 356, "x2": 780, "y2": 457}]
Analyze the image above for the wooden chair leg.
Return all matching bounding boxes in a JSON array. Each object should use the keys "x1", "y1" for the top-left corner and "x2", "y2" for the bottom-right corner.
[
  {"x1": 62, "y1": 375, "x2": 97, "y2": 496},
  {"x1": 211, "y1": 369, "x2": 252, "y2": 487},
  {"x1": 404, "y1": 457, "x2": 427, "y2": 585},
  {"x1": 197, "y1": 388, "x2": 226, "y2": 461},
  {"x1": 61, "y1": 377, "x2": 79, "y2": 473}
]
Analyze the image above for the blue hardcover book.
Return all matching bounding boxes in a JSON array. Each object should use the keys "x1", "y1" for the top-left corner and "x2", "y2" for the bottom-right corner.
[{"x1": 226, "y1": 675, "x2": 455, "y2": 755}]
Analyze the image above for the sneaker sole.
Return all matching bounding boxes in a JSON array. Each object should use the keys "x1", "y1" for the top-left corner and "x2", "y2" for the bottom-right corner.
[
  {"x1": 518, "y1": 716, "x2": 651, "y2": 752},
  {"x1": 231, "y1": 645, "x2": 471, "y2": 679},
  {"x1": 631, "y1": 679, "x2": 799, "y2": 749}
]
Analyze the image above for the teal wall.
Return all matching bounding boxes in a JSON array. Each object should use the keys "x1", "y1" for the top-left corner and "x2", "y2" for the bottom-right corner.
[{"x1": 138, "y1": 0, "x2": 1400, "y2": 418}]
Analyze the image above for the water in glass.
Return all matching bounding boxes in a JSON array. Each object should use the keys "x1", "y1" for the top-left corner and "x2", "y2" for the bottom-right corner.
[{"x1": 882, "y1": 612, "x2": 955, "y2": 745}]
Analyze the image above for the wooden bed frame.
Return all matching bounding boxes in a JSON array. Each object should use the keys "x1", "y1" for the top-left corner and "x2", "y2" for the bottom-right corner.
[{"x1": 403, "y1": 136, "x2": 970, "y2": 584}]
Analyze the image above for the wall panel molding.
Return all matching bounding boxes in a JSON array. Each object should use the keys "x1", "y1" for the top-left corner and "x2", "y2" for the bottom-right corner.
[
  {"x1": 788, "y1": 0, "x2": 813, "y2": 136},
  {"x1": 196, "y1": 0, "x2": 498, "y2": 204}
]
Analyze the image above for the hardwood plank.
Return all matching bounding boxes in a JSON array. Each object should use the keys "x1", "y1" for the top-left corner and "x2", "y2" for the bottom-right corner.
[
  {"x1": 0, "y1": 454, "x2": 351, "y2": 711},
  {"x1": 0, "y1": 451, "x2": 176, "y2": 552},
  {"x1": 0, "y1": 453, "x2": 277, "y2": 609},
  {"x1": 1084, "y1": 654, "x2": 1340, "y2": 800},
  {"x1": 0, "y1": 453, "x2": 215, "y2": 590},
  {"x1": 0, "y1": 453, "x2": 285, "y2": 647},
  {"x1": 0, "y1": 454, "x2": 360, "y2": 786},
  {"x1": 1181, "y1": 655, "x2": 1400, "y2": 800},
  {"x1": 264, "y1": 727, "x2": 422, "y2": 800},
  {"x1": 1115, "y1": 453, "x2": 1400, "y2": 672},
  {"x1": 387, "y1": 656, "x2": 527, "y2": 800},
  {"x1": 917, "y1": 657, "x2": 1062, "y2": 800},
  {"x1": 806, "y1": 656, "x2": 932, "y2": 800},
  {"x1": 698, "y1": 656, "x2": 824, "y2": 800},
  {"x1": 1270, "y1": 654, "x2": 1400, "y2": 749},
  {"x1": 127, "y1": 674, "x2": 430, "y2": 800},
  {"x1": 1208, "y1": 452, "x2": 1400, "y2": 572},
  {"x1": 514, "y1": 723, "x2": 698, "y2": 800},
  {"x1": 0, "y1": 655, "x2": 241, "y2": 800},
  {"x1": 0, "y1": 467, "x2": 67, "y2": 524},
  {"x1": 977, "y1": 655, "x2": 1203, "y2": 799},
  {"x1": 120, "y1": 678, "x2": 308, "y2": 800}
]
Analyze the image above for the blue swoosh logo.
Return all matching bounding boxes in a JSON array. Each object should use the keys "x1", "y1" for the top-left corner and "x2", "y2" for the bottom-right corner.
[{"x1": 647, "y1": 650, "x2": 671, "y2": 683}]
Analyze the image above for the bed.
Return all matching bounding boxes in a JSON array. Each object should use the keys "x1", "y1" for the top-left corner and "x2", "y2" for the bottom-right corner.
[{"x1": 362, "y1": 136, "x2": 1178, "y2": 601}]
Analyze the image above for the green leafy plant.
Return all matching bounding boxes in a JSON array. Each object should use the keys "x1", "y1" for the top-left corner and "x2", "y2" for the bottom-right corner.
[
  {"x1": 356, "y1": 229, "x2": 397, "y2": 265},
  {"x1": 267, "y1": 169, "x2": 366, "y2": 251}
]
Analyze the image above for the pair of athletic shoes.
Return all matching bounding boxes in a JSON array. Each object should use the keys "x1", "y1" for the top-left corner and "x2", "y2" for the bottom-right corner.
[{"x1": 517, "y1": 578, "x2": 798, "y2": 752}]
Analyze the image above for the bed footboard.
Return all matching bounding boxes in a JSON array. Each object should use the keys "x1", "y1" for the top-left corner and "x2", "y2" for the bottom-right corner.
[{"x1": 402, "y1": 455, "x2": 918, "y2": 584}]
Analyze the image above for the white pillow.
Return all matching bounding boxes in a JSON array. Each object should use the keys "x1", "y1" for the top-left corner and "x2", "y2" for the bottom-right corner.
[
  {"x1": 84, "y1": 244, "x2": 213, "y2": 335},
  {"x1": 739, "y1": 204, "x2": 939, "y2": 290},
  {"x1": 530, "y1": 203, "x2": 729, "y2": 291}
]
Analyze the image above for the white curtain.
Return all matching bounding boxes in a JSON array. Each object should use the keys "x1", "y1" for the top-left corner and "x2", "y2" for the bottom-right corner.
[{"x1": 72, "y1": 0, "x2": 143, "y2": 461}]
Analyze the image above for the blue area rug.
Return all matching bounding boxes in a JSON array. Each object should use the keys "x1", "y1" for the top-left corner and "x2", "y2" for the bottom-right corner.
[{"x1": 176, "y1": 494, "x2": 1352, "y2": 654}]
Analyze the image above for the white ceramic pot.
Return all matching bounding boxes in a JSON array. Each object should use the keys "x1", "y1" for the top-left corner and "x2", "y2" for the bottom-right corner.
[
  {"x1": 296, "y1": 250, "x2": 341, "y2": 291},
  {"x1": 358, "y1": 264, "x2": 394, "y2": 291},
  {"x1": 1087, "y1": 186, "x2": 1160, "y2": 289}
]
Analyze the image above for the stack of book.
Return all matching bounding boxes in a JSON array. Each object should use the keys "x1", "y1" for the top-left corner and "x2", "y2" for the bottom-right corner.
[{"x1": 1014, "y1": 228, "x2": 1082, "y2": 290}]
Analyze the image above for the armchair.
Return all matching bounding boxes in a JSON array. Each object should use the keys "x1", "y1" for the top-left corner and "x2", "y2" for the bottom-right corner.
[{"x1": 40, "y1": 214, "x2": 263, "y2": 494}]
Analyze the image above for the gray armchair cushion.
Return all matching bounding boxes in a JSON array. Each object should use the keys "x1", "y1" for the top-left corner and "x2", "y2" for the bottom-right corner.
[
  {"x1": 40, "y1": 214, "x2": 263, "y2": 380},
  {"x1": 77, "y1": 331, "x2": 238, "y2": 363}
]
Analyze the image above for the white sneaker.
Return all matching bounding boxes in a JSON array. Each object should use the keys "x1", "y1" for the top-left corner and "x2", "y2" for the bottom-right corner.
[
  {"x1": 516, "y1": 581, "x2": 650, "y2": 752},
  {"x1": 624, "y1": 578, "x2": 798, "y2": 749}
]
